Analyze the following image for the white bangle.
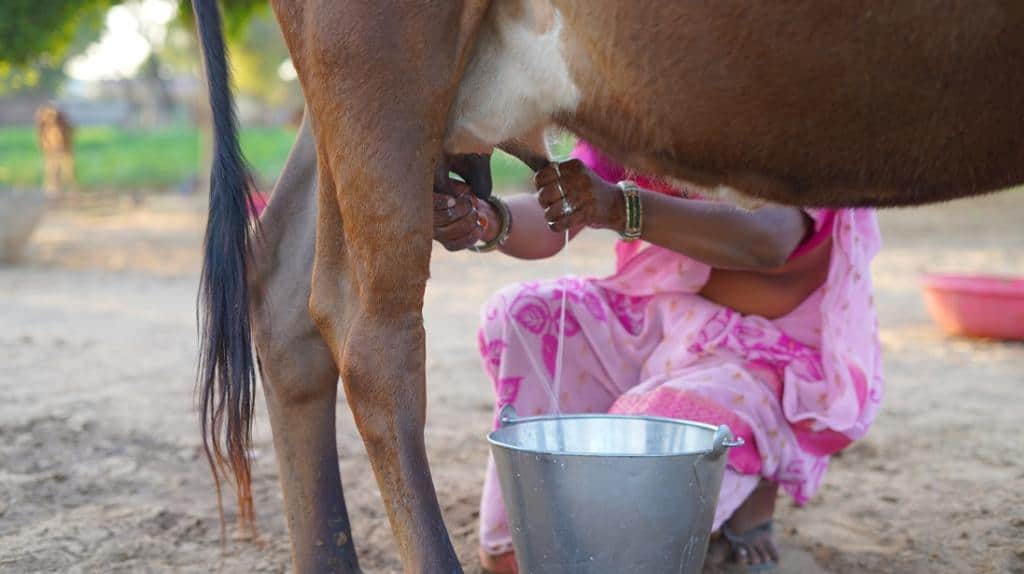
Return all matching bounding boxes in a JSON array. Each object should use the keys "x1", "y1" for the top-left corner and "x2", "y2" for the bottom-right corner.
[
  {"x1": 616, "y1": 181, "x2": 643, "y2": 241},
  {"x1": 470, "y1": 196, "x2": 512, "y2": 253}
]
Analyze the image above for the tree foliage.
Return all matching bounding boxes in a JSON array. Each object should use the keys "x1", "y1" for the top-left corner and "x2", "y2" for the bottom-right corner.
[
  {"x1": 230, "y1": 10, "x2": 299, "y2": 108},
  {"x1": 175, "y1": 0, "x2": 267, "y2": 39},
  {"x1": 0, "y1": 3, "x2": 109, "y2": 94},
  {"x1": 0, "y1": 0, "x2": 117, "y2": 68},
  {"x1": 0, "y1": 0, "x2": 267, "y2": 73}
]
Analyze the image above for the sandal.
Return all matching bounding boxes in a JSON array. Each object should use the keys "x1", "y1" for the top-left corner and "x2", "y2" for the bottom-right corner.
[{"x1": 720, "y1": 520, "x2": 778, "y2": 572}]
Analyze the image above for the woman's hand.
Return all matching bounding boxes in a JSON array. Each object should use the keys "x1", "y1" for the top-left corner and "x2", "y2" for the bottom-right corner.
[
  {"x1": 534, "y1": 159, "x2": 624, "y2": 233},
  {"x1": 433, "y1": 180, "x2": 498, "y2": 251}
]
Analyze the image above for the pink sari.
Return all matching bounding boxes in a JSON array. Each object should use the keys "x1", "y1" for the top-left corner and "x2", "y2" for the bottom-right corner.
[{"x1": 477, "y1": 142, "x2": 884, "y2": 555}]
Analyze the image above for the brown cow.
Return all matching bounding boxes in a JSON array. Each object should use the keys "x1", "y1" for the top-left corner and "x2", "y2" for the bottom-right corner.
[
  {"x1": 35, "y1": 103, "x2": 76, "y2": 198},
  {"x1": 191, "y1": 1, "x2": 1024, "y2": 572}
]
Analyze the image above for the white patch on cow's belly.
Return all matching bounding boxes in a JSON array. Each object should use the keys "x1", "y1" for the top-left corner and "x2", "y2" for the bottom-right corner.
[
  {"x1": 666, "y1": 177, "x2": 769, "y2": 211},
  {"x1": 445, "y1": 1, "x2": 580, "y2": 155},
  {"x1": 707, "y1": 186, "x2": 769, "y2": 210}
]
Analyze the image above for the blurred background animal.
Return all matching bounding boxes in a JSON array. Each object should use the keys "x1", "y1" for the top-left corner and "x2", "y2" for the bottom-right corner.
[{"x1": 35, "y1": 103, "x2": 76, "y2": 198}]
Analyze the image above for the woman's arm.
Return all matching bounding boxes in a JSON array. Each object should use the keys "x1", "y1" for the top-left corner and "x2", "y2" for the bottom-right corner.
[
  {"x1": 435, "y1": 159, "x2": 811, "y2": 269},
  {"x1": 536, "y1": 160, "x2": 811, "y2": 271},
  {"x1": 635, "y1": 193, "x2": 811, "y2": 270},
  {"x1": 434, "y1": 181, "x2": 581, "y2": 260},
  {"x1": 480, "y1": 194, "x2": 583, "y2": 259}
]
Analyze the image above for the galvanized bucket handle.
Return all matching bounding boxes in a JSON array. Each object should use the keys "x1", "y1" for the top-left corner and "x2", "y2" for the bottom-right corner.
[
  {"x1": 710, "y1": 424, "x2": 744, "y2": 460},
  {"x1": 499, "y1": 404, "x2": 743, "y2": 458},
  {"x1": 498, "y1": 404, "x2": 519, "y2": 427}
]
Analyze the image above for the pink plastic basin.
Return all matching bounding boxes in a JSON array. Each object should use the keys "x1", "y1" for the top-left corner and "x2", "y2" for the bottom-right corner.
[{"x1": 921, "y1": 273, "x2": 1024, "y2": 341}]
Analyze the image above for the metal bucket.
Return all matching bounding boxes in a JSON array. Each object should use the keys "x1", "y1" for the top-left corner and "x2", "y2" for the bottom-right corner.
[{"x1": 487, "y1": 405, "x2": 742, "y2": 574}]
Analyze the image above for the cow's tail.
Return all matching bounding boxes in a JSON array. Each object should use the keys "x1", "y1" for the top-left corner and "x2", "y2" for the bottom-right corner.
[{"x1": 192, "y1": 0, "x2": 259, "y2": 534}]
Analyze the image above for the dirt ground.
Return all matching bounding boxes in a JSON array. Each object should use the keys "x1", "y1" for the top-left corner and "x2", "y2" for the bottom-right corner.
[{"x1": 1, "y1": 191, "x2": 1022, "y2": 574}]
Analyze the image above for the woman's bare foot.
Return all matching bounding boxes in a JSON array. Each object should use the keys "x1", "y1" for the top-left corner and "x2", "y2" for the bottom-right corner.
[
  {"x1": 707, "y1": 479, "x2": 780, "y2": 570},
  {"x1": 479, "y1": 548, "x2": 518, "y2": 574}
]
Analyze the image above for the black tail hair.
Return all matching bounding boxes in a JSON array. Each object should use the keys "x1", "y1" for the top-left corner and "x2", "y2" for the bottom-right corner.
[{"x1": 192, "y1": 0, "x2": 259, "y2": 533}]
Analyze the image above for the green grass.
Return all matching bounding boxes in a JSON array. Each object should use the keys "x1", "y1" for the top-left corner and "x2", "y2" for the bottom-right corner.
[
  {"x1": 490, "y1": 132, "x2": 576, "y2": 192},
  {"x1": 0, "y1": 125, "x2": 572, "y2": 193},
  {"x1": 0, "y1": 125, "x2": 297, "y2": 191}
]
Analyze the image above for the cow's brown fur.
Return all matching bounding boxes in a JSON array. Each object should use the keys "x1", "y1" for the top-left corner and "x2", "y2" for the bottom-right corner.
[
  {"x1": 551, "y1": 0, "x2": 1024, "y2": 207},
  {"x1": 194, "y1": 2, "x2": 1024, "y2": 572}
]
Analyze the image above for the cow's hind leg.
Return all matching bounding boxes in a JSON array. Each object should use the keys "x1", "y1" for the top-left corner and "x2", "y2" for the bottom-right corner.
[
  {"x1": 276, "y1": 3, "x2": 495, "y2": 570},
  {"x1": 251, "y1": 115, "x2": 360, "y2": 573},
  {"x1": 308, "y1": 142, "x2": 459, "y2": 573}
]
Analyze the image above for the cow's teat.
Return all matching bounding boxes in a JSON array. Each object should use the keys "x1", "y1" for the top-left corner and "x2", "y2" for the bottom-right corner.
[{"x1": 438, "y1": 153, "x2": 493, "y2": 200}]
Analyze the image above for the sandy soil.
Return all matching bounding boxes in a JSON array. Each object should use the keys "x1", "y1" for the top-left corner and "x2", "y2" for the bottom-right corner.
[{"x1": 1, "y1": 191, "x2": 1022, "y2": 573}]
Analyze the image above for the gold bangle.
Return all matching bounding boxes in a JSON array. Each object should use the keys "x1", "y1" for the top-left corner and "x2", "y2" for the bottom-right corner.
[
  {"x1": 470, "y1": 195, "x2": 512, "y2": 253},
  {"x1": 616, "y1": 180, "x2": 643, "y2": 241}
]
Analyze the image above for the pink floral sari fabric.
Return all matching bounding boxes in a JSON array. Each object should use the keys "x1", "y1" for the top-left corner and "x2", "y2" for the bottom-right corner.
[{"x1": 477, "y1": 142, "x2": 884, "y2": 555}]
